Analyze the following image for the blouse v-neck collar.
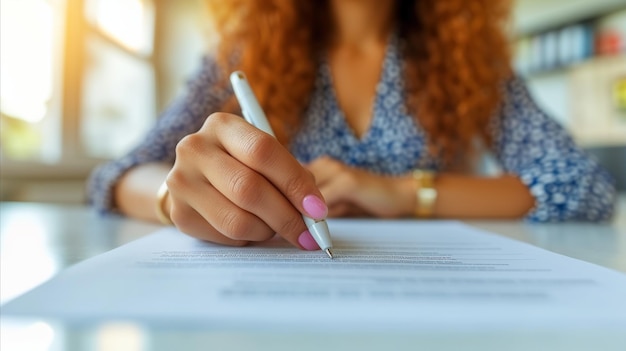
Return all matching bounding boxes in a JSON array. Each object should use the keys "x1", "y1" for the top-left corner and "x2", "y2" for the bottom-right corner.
[{"x1": 319, "y1": 33, "x2": 399, "y2": 144}]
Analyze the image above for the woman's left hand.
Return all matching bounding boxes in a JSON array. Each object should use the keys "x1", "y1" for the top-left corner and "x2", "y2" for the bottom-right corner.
[{"x1": 305, "y1": 156, "x2": 414, "y2": 218}]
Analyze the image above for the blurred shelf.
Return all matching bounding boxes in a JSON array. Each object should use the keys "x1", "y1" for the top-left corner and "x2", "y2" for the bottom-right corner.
[
  {"x1": 522, "y1": 54, "x2": 625, "y2": 79},
  {"x1": 513, "y1": 0, "x2": 626, "y2": 36}
]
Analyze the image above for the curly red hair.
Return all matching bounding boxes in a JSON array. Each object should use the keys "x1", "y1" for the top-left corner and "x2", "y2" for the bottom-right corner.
[{"x1": 205, "y1": 0, "x2": 512, "y2": 165}]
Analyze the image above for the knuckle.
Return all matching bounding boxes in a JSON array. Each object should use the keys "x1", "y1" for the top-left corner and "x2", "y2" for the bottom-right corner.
[
  {"x1": 217, "y1": 207, "x2": 254, "y2": 240},
  {"x1": 203, "y1": 112, "x2": 231, "y2": 129},
  {"x1": 227, "y1": 168, "x2": 262, "y2": 206},
  {"x1": 241, "y1": 132, "x2": 278, "y2": 167},
  {"x1": 165, "y1": 165, "x2": 193, "y2": 196},
  {"x1": 165, "y1": 168, "x2": 188, "y2": 192},
  {"x1": 175, "y1": 133, "x2": 204, "y2": 159}
]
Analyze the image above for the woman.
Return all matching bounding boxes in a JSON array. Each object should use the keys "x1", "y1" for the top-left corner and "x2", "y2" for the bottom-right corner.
[{"x1": 88, "y1": 0, "x2": 616, "y2": 251}]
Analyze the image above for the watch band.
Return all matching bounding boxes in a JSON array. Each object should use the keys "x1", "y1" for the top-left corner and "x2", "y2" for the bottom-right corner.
[{"x1": 412, "y1": 170, "x2": 437, "y2": 218}]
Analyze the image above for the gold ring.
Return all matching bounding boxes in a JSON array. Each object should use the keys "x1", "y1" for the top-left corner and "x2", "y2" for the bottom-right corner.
[{"x1": 155, "y1": 181, "x2": 173, "y2": 225}]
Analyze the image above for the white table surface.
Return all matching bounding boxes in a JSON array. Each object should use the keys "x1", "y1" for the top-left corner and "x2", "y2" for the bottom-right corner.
[{"x1": 1, "y1": 196, "x2": 625, "y2": 351}]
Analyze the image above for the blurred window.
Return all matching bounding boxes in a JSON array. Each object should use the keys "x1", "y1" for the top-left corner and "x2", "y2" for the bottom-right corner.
[
  {"x1": 0, "y1": 0, "x2": 61, "y2": 162},
  {"x1": 85, "y1": 0, "x2": 154, "y2": 56},
  {"x1": 0, "y1": 0, "x2": 156, "y2": 174},
  {"x1": 81, "y1": 0, "x2": 156, "y2": 159},
  {"x1": 80, "y1": 35, "x2": 155, "y2": 158}
]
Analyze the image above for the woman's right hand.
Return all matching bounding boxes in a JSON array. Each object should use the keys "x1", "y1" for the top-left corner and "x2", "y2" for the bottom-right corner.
[{"x1": 164, "y1": 112, "x2": 328, "y2": 250}]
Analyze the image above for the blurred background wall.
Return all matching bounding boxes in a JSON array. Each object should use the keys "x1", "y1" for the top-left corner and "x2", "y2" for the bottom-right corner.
[{"x1": 1, "y1": 0, "x2": 625, "y2": 204}]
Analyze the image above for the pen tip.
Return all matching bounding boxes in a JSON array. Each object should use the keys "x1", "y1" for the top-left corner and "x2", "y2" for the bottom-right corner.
[{"x1": 325, "y1": 249, "x2": 334, "y2": 259}]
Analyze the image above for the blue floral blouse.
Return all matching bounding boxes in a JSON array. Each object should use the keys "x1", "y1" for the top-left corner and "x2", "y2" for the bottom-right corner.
[{"x1": 87, "y1": 38, "x2": 616, "y2": 222}]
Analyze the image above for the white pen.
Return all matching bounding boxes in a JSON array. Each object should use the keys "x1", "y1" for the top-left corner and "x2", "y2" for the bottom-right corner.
[{"x1": 230, "y1": 71, "x2": 334, "y2": 259}]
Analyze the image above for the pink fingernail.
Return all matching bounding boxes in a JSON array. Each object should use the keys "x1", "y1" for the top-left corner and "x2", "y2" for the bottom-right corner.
[
  {"x1": 298, "y1": 230, "x2": 320, "y2": 251},
  {"x1": 302, "y1": 195, "x2": 328, "y2": 219}
]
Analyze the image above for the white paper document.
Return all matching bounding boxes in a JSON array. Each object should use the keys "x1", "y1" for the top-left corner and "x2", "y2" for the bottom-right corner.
[{"x1": 3, "y1": 220, "x2": 626, "y2": 332}]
